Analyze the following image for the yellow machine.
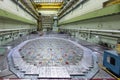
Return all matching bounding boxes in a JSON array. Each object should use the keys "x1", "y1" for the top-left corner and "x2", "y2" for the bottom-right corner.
[
  {"x1": 103, "y1": 0, "x2": 120, "y2": 7},
  {"x1": 116, "y1": 43, "x2": 120, "y2": 54}
]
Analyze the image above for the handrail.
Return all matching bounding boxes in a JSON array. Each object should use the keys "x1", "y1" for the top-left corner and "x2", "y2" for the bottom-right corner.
[
  {"x1": 59, "y1": 28, "x2": 120, "y2": 33},
  {"x1": 0, "y1": 28, "x2": 36, "y2": 32}
]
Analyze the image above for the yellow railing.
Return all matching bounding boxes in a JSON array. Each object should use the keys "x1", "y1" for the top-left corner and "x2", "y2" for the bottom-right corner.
[{"x1": 104, "y1": 0, "x2": 120, "y2": 7}]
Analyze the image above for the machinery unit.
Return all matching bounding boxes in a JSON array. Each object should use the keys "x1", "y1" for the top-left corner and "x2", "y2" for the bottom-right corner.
[{"x1": 103, "y1": 50, "x2": 120, "y2": 77}]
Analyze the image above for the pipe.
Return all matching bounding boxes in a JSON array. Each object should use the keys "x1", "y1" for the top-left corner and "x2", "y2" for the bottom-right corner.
[
  {"x1": 59, "y1": 28, "x2": 120, "y2": 38},
  {"x1": 58, "y1": 0, "x2": 88, "y2": 19},
  {"x1": 11, "y1": 0, "x2": 37, "y2": 20},
  {"x1": 58, "y1": 0, "x2": 76, "y2": 16},
  {"x1": 21, "y1": 0, "x2": 43, "y2": 31},
  {"x1": 20, "y1": 0, "x2": 39, "y2": 19},
  {"x1": 30, "y1": 0, "x2": 38, "y2": 11},
  {"x1": 59, "y1": 0, "x2": 88, "y2": 19},
  {"x1": 59, "y1": 28, "x2": 120, "y2": 33},
  {"x1": 20, "y1": 0, "x2": 39, "y2": 17}
]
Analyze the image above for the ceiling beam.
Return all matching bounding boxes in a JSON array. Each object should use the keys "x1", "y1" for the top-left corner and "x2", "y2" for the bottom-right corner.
[
  {"x1": 36, "y1": 5, "x2": 62, "y2": 9},
  {"x1": 36, "y1": 8, "x2": 59, "y2": 11},
  {"x1": 35, "y1": 2, "x2": 63, "y2": 10},
  {"x1": 35, "y1": 2, "x2": 63, "y2": 6}
]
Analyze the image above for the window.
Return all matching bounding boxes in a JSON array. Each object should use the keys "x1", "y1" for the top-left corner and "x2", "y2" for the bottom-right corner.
[{"x1": 107, "y1": 56, "x2": 115, "y2": 65}]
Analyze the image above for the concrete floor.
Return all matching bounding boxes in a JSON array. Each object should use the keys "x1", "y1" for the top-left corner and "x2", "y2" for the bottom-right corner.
[
  {"x1": 0, "y1": 34, "x2": 40, "y2": 78},
  {"x1": 0, "y1": 32, "x2": 115, "y2": 79}
]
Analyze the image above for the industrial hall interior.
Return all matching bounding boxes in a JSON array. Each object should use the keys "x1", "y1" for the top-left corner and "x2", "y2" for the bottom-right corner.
[{"x1": 0, "y1": 0, "x2": 120, "y2": 80}]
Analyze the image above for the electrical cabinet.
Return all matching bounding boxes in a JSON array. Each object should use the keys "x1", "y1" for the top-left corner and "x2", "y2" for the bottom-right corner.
[{"x1": 103, "y1": 50, "x2": 120, "y2": 76}]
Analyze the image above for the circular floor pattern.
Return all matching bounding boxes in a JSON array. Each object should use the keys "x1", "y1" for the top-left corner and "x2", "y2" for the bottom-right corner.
[
  {"x1": 8, "y1": 37, "x2": 99, "y2": 79},
  {"x1": 19, "y1": 38, "x2": 83, "y2": 66}
]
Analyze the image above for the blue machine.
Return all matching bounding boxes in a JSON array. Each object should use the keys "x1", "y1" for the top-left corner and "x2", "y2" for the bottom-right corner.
[{"x1": 103, "y1": 50, "x2": 120, "y2": 76}]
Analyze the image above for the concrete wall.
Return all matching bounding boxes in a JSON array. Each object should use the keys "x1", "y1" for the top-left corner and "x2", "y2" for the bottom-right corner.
[
  {"x1": 0, "y1": 0, "x2": 36, "y2": 22},
  {"x1": 59, "y1": 0, "x2": 108, "y2": 23},
  {"x1": 60, "y1": 15, "x2": 120, "y2": 30},
  {"x1": 0, "y1": 0, "x2": 37, "y2": 45},
  {"x1": 58, "y1": 0, "x2": 120, "y2": 49}
]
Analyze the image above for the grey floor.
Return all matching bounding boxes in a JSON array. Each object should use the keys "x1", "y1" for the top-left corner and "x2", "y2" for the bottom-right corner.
[
  {"x1": 0, "y1": 32, "x2": 114, "y2": 79},
  {"x1": 0, "y1": 34, "x2": 40, "y2": 78}
]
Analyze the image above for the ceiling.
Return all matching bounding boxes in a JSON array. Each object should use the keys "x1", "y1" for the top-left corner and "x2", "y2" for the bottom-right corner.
[
  {"x1": 34, "y1": 0, "x2": 63, "y2": 3},
  {"x1": 33, "y1": 0, "x2": 64, "y2": 15}
]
